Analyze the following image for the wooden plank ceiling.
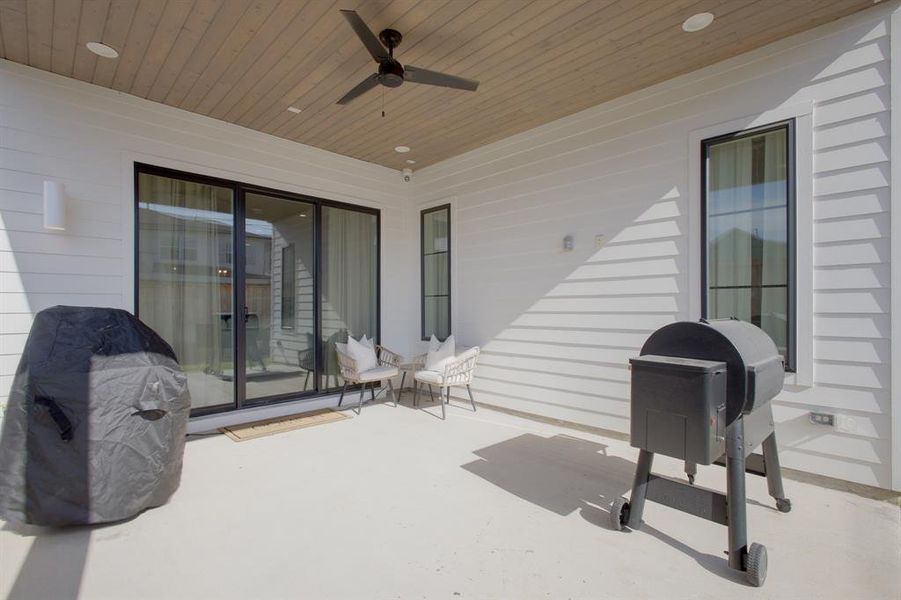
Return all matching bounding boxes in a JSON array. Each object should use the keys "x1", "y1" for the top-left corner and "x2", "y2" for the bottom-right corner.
[{"x1": 0, "y1": 0, "x2": 877, "y2": 169}]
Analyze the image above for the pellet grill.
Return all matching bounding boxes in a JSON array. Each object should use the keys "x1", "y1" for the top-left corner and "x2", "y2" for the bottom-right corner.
[{"x1": 609, "y1": 318, "x2": 791, "y2": 587}]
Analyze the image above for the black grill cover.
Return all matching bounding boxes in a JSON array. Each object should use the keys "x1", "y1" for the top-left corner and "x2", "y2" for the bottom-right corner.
[
  {"x1": 0, "y1": 306, "x2": 191, "y2": 526},
  {"x1": 639, "y1": 319, "x2": 784, "y2": 423}
]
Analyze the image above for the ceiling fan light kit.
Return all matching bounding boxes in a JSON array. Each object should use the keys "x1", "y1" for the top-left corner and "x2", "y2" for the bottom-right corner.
[{"x1": 336, "y1": 9, "x2": 480, "y2": 106}]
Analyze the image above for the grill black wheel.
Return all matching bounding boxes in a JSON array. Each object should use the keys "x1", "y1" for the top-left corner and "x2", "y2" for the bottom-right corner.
[
  {"x1": 610, "y1": 497, "x2": 629, "y2": 531},
  {"x1": 744, "y1": 542, "x2": 768, "y2": 587}
]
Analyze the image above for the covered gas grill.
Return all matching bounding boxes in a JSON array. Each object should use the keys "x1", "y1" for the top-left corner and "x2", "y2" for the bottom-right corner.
[{"x1": 609, "y1": 318, "x2": 791, "y2": 587}]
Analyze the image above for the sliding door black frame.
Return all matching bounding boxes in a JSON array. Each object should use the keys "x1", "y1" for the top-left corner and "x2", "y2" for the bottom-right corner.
[{"x1": 134, "y1": 162, "x2": 381, "y2": 417}]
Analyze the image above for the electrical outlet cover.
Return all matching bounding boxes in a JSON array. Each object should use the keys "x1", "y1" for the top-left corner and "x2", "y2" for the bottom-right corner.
[
  {"x1": 835, "y1": 414, "x2": 857, "y2": 434},
  {"x1": 809, "y1": 412, "x2": 835, "y2": 427}
]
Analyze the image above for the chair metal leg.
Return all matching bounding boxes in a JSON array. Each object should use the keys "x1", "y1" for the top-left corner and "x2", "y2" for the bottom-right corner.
[
  {"x1": 413, "y1": 382, "x2": 419, "y2": 407},
  {"x1": 466, "y1": 384, "x2": 476, "y2": 412},
  {"x1": 428, "y1": 384, "x2": 435, "y2": 403},
  {"x1": 387, "y1": 379, "x2": 397, "y2": 407},
  {"x1": 371, "y1": 385, "x2": 376, "y2": 402},
  {"x1": 399, "y1": 371, "x2": 406, "y2": 397},
  {"x1": 304, "y1": 370, "x2": 310, "y2": 390},
  {"x1": 440, "y1": 387, "x2": 446, "y2": 420},
  {"x1": 445, "y1": 387, "x2": 449, "y2": 403},
  {"x1": 357, "y1": 383, "x2": 366, "y2": 414},
  {"x1": 338, "y1": 382, "x2": 347, "y2": 407}
]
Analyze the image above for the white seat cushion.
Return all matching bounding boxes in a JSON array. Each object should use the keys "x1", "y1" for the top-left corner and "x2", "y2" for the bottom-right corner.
[
  {"x1": 356, "y1": 365, "x2": 398, "y2": 382},
  {"x1": 413, "y1": 369, "x2": 445, "y2": 385}
]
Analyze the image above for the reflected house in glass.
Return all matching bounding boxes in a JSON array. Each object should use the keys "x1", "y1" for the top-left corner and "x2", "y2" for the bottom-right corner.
[{"x1": 136, "y1": 169, "x2": 378, "y2": 413}]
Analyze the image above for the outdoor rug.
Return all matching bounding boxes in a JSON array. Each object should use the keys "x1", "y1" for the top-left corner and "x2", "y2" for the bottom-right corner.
[{"x1": 219, "y1": 409, "x2": 349, "y2": 442}]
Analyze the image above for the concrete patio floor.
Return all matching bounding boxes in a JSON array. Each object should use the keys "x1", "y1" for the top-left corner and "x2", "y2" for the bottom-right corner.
[{"x1": 1, "y1": 395, "x2": 899, "y2": 600}]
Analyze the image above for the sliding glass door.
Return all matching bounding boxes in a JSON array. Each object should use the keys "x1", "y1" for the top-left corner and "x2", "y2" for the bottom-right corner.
[
  {"x1": 137, "y1": 172, "x2": 235, "y2": 412},
  {"x1": 243, "y1": 192, "x2": 316, "y2": 403},
  {"x1": 136, "y1": 165, "x2": 379, "y2": 415}
]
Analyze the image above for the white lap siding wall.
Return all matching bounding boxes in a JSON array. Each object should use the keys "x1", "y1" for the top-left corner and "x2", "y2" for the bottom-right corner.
[
  {"x1": 413, "y1": 5, "x2": 899, "y2": 490},
  {"x1": 0, "y1": 59, "x2": 416, "y2": 411}
]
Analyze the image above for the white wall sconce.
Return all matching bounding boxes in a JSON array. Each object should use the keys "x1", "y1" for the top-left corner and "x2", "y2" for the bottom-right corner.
[
  {"x1": 563, "y1": 234, "x2": 574, "y2": 252},
  {"x1": 43, "y1": 181, "x2": 67, "y2": 231}
]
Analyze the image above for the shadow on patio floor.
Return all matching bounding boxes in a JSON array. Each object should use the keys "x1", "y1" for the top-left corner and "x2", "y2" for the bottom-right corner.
[
  {"x1": 461, "y1": 432, "x2": 745, "y2": 584},
  {"x1": 461, "y1": 433, "x2": 634, "y2": 517},
  {"x1": 3, "y1": 522, "x2": 91, "y2": 600}
]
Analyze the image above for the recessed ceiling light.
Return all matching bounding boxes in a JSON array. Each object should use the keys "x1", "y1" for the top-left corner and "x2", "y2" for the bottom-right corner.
[
  {"x1": 682, "y1": 12, "x2": 714, "y2": 32},
  {"x1": 86, "y1": 41, "x2": 119, "y2": 59},
  {"x1": 406, "y1": 159, "x2": 416, "y2": 164},
  {"x1": 287, "y1": 106, "x2": 302, "y2": 114},
  {"x1": 394, "y1": 145, "x2": 411, "y2": 153}
]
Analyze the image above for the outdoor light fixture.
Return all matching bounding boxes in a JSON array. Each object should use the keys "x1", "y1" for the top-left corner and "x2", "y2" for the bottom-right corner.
[
  {"x1": 86, "y1": 41, "x2": 119, "y2": 58},
  {"x1": 43, "y1": 181, "x2": 67, "y2": 231},
  {"x1": 682, "y1": 12, "x2": 714, "y2": 32},
  {"x1": 394, "y1": 145, "x2": 411, "y2": 153}
]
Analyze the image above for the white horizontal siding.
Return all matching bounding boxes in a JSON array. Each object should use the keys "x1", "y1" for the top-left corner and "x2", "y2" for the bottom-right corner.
[
  {"x1": 416, "y1": 6, "x2": 897, "y2": 489},
  {"x1": 0, "y1": 60, "x2": 416, "y2": 405}
]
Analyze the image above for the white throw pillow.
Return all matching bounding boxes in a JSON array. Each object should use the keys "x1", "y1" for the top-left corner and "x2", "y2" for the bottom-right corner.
[
  {"x1": 428, "y1": 334, "x2": 441, "y2": 352},
  {"x1": 425, "y1": 335, "x2": 456, "y2": 372},
  {"x1": 347, "y1": 335, "x2": 378, "y2": 372}
]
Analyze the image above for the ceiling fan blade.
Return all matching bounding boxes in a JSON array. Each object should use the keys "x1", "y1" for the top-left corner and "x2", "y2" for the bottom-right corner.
[
  {"x1": 403, "y1": 66, "x2": 479, "y2": 92},
  {"x1": 340, "y1": 9, "x2": 389, "y2": 62},
  {"x1": 336, "y1": 74, "x2": 380, "y2": 105}
]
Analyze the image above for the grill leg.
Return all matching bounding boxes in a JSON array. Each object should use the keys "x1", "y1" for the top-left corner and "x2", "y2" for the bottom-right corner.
[
  {"x1": 726, "y1": 418, "x2": 748, "y2": 571},
  {"x1": 625, "y1": 449, "x2": 654, "y2": 529},
  {"x1": 685, "y1": 461, "x2": 697, "y2": 485},
  {"x1": 762, "y1": 432, "x2": 790, "y2": 511}
]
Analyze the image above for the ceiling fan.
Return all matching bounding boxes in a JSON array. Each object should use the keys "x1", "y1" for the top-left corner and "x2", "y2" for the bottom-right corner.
[{"x1": 336, "y1": 9, "x2": 480, "y2": 105}]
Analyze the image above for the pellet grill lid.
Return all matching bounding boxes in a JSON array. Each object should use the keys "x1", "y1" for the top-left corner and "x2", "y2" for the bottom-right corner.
[{"x1": 639, "y1": 319, "x2": 784, "y2": 422}]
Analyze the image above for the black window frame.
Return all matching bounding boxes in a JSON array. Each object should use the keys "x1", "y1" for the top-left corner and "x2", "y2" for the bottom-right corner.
[
  {"x1": 700, "y1": 119, "x2": 796, "y2": 372},
  {"x1": 420, "y1": 204, "x2": 451, "y2": 341},
  {"x1": 134, "y1": 162, "x2": 381, "y2": 416}
]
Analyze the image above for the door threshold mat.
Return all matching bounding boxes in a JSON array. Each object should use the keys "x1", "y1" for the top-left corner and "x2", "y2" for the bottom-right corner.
[{"x1": 220, "y1": 409, "x2": 349, "y2": 442}]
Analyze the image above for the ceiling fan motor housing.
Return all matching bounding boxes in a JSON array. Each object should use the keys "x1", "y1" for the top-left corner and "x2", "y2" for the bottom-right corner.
[{"x1": 378, "y1": 60, "x2": 405, "y2": 87}]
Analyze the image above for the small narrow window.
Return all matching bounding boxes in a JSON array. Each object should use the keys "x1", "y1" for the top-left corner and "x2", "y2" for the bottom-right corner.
[
  {"x1": 702, "y1": 120, "x2": 795, "y2": 370},
  {"x1": 421, "y1": 204, "x2": 451, "y2": 340},
  {"x1": 281, "y1": 243, "x2": 295, "y2": 329}
]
